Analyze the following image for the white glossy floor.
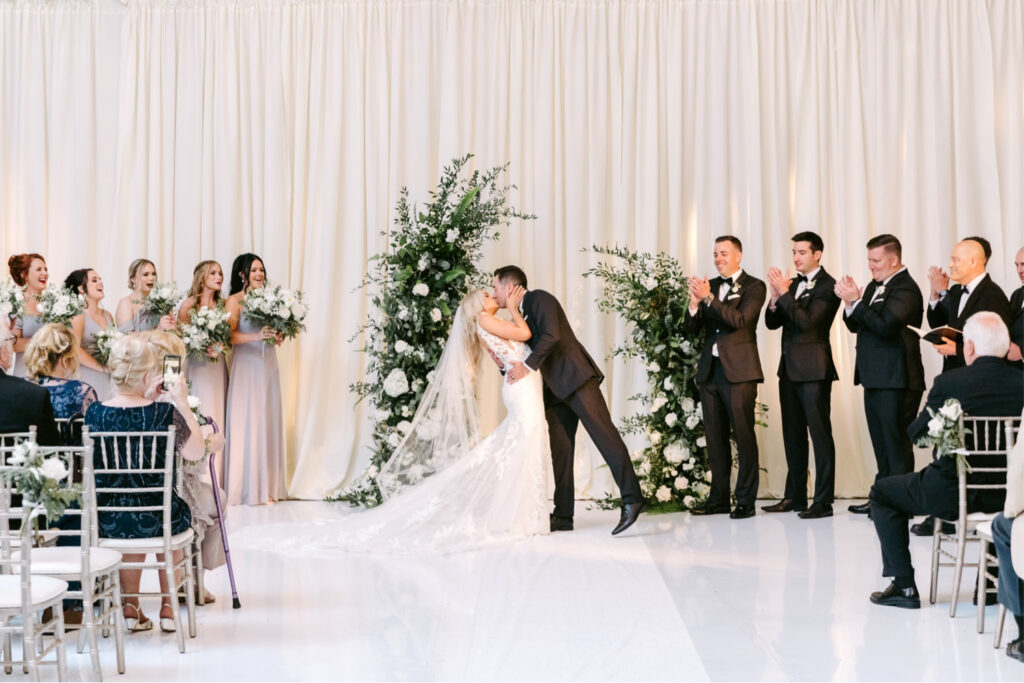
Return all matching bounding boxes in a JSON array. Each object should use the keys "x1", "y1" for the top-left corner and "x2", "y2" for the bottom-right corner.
[{"x1": 18, "y1": 501, "x2": 1024, "y2": 681}]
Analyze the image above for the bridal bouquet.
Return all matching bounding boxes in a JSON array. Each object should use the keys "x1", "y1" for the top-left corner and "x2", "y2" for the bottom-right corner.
[
  {"x1": 92, "y1": 327, "x2": 125, "y2": 368},
  {"x1": 141, "y1": 281, "x2": 184, "y2": 318},
  {"x1": 915, "y1": 398, "x2": 970, "y2": 472},
  {"x1": 243, "y1": 283, "x2": 309, "y2": 343},
  {"x1": 4, "y1": 442, "x2": 81, "y2": 519},
  {"x1": 0, "y1": 278, "x2": 25, "y2": 322},
  {"x1": 181, "y1": 305, "x2": 232, "y2": 362},
  {"x1": 37, "y1": 283, "x2": 86, "y2": 327}
]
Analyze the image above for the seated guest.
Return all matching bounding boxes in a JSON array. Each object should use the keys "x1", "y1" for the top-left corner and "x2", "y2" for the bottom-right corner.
[
  {"x1": 0, "y1": 323, "x2": 61, "y2": 445},
  {"x1": 142, "y1": 330, "x2": 224, "y2": 603},
  {"x1": 991, "y1": 408, "x2": 1024, "y2": 663},
  {"x1": 85, "y1": 335, "x2": 205, "y2": 631},
  {"x1": 24, "y1": 323, "x2": 98, "y2": 421},
  {"x1": 1009, "y1": 246, "x2": 1023, "y2": 367},
  {"x1": 868, "y1": 312, "x2": 1024, "y2": 608}
]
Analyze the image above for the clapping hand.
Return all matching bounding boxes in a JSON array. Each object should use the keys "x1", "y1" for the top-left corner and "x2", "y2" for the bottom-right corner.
[
  {"x1": 688, "y1": 276, "x2": 711, "y2": 309},
  {"x1": 766, "y1": 267, "x2": 792, "y2": 302},
  {"x1": 927, "y1": 266, "x2": 950, "y2": 300},
  {"x1": 834, "y1": 276, "x2": 862, "y2": 304}
]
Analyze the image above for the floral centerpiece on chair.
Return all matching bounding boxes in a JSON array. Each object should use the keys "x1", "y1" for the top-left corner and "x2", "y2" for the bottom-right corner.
[
  {"x1": 915, "y1": 398, "x2": 970, "y2": 472},
  {"x1": 4, "y1": 442, "x2": 81, "y2": 519}
]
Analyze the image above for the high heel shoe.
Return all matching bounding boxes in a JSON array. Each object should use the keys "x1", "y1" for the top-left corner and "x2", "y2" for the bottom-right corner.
[
  {"x1": 159, "y1": 601, "x2": 176, "y2": 632},
  {"x1": 123, "y1": 603, "x2": 153, "y2": 632}
]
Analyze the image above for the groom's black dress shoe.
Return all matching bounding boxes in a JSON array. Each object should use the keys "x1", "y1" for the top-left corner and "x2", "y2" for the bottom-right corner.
[
  {"x1": 729, "y1": 505, "x2": 756, "y2": 519},
  {"x1": 611, "y1": 501, "x2": 647, "y2": 535},
  {"x1": 848, "y1": 502, "x2": 871, "y2": 515},
  {"x1": 690, "y1": 504, "x2": 731, "y2": 516},
  {"x1": 798, "y1": 503, "x2": 833, "y2": 519},
  {"x1": 869, "y1": 581, "x2": 921, "y2": 609},
  {"x1": 762, "y1": 499, "x2": 806, "y2": 513},
  {"x1": 550, "y1": 514, "x2": 573, "y2": 532},
  {"x1": 1007, "y1": 637, "x2": 1024, "y2": 663}
]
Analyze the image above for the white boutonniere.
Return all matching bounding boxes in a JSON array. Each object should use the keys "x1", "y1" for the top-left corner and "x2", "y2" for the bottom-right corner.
[
  {"x1": 730, "y1": 282, "x2": 741, "y2": 294},
  {"x1": 876, "y1": 285, "x2": 886, "y2": 296},
  {"x1": 805, "y1": 279, "x2": 816, "y2": 291}
]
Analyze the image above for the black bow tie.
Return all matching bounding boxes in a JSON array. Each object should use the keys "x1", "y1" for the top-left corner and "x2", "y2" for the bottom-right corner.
[{"x1": 794, "y1": 274, "x2": 807, "y2": 283}]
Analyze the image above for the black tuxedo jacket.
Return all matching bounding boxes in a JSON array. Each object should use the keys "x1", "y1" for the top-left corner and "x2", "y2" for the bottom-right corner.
[
  {"x1": 684, "y1": 272, "x2": 767, "y2": 384},
  {"x1": 843, "y1": 269, "x2": 925, "y2": 391},
  {"x1": 926, "y1": 273, "x2": 1011, "y2": 372},
  {"x1": 521, "y1": 289, "x2": 602, "y2": 401},
  {"x1": 764, "y1": 267, "x2": 841, "y2": 382},
  {"x1": 1010, "y1": 285, "x2": 1024, "y2": 366},
  {"x1": 0, "y1": 369, "x2": 60, "y2": 446},
  {"x1": 908, "y1": 357, "x2": 1024, "y2": 512}
]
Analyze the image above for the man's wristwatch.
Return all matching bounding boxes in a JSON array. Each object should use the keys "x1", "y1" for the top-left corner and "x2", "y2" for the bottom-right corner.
[
  {"x1": 938, "y1": 288, "x2": 948, "y2": 299},
  {"x1": 703, "y1": 294, "x2": 714, "y2": 305}
]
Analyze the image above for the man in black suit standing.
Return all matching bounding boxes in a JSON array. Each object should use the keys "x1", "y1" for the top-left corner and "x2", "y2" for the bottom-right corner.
[
  {"x1": 498, "y1": 266, "x2": 646, "y2": 536},
  {"x1": 925, "y1": 237, "x2": 1011, "y2": 373},
  {"x1": 866, "y1": 312, "x2": 1024, "y2": 608},
  {"x1": 1009, "y1": 246, "x2": 1024, "y2": 368},
  {"x1": 0, "y1": 326, "x2": 60, "y2": 445},
  {"x1": 684, "y1": 236, "x2": 767, "y2": 519},
  {"x1": 763, "y1": 231, "x2": 842, "y2": 519},
  {"x1": 836, "y1": 234, "x2": 925, "y2": 515}
]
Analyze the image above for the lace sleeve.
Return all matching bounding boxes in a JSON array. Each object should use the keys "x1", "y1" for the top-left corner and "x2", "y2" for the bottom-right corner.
[{"x1": 169, "y1": 406, "x2": 192, "y2": 451}]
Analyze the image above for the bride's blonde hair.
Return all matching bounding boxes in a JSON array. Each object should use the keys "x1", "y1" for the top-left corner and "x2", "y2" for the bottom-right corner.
[{"x1": 456, "y1": 290, "x2": 487, "y2": 380}]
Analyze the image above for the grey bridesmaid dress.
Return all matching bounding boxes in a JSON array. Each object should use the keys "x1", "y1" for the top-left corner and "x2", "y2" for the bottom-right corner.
[
  {"x1": 79, "y1": 314, "x2": 114, "y2": 402},
  {"x1": 12, "y1": 314, "x2": 43, "y2": 378}
]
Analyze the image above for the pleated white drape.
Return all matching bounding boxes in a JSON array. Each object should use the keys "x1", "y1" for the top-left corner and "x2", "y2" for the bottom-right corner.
[{"x1": 1, "y1": 0, "x2": 1021, "y2": 500}]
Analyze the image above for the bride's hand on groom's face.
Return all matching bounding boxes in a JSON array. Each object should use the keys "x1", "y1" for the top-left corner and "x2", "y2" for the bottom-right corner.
[{"x1": 507, "y1": 286, "x2": 526, "y2": 310}]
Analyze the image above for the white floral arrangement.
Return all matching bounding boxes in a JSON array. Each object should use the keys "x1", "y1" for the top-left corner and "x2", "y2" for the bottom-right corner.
[
  {"x1": 332, "y1": 154, "x2": 533, "y2": 507},
  {"x1": 36, "y1": 283, "x2": 86, "y2": 327},
  {"x1": 242, "y1": 282, "x2": 309, "y2": 343},
  {"x1": 92, "y1": 327, "x2": 125, "y2": 368},
  {"x1": 185, "y1": 394, "x2": 223, "y2": 461},
  {"x1": 181, "y1": 304, "x2": 232, "y2": 363},
  {"x1": 0, "y1": 278, "x2": 25, "y2": 322},
  {"x1": 915, "y1": 398, "x2": 970, "y2": 472},
  {"x1": 141, "y1": 281, "x2": 184, "y2": 318},
  {"x1": 3, "y1": 442, "x2": 81, "y2": 519}
]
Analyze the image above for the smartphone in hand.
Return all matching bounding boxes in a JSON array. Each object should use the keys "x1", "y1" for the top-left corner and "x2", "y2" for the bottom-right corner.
[{"x1": 162, "y1": 354, "x2": 182, "y2": 391}]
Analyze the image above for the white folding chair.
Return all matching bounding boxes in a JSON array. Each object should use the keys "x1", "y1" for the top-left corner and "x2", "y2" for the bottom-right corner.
[
  {"x1": 0, "y1": 448, "x2": 69, "y2": 682},
  {"x1": 929, "y1": 415, "x2": 1020, "y2": 617},
  {"x1": 90, "y1": 427, "x2": 197, "y2": 653},
  {"x1": 28, "y1": 431, "x2": 125, "y2": 679},
  {"x1": 0, "y1": 428, "x2": 37, "y2": 449}
]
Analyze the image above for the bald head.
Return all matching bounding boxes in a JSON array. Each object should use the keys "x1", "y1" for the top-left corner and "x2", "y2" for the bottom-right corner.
[{"x1": 949, "y1": 239, "x2": 986, "y2": 285}]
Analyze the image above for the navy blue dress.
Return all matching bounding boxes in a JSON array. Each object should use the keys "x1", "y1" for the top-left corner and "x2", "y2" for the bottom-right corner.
[
  {"x1": 35, "y1": 376, "x2": 98, "y2": 419},
  {"x1": 84, "y1": 402, "x2": 192, "y2": 539}
]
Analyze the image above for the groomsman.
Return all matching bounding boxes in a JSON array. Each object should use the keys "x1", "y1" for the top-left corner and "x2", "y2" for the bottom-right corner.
[
  {"x1": 1009, "y1": 246, "x2": 1024, "y2": 368},
  {"x1": 925, "y1": 237, "x2": 1011, "y2": 373},
  {"x1": 763, "y1": 231, "x2": 842, "y2": 519},
  {"x1": 685, "y1": 236, "x2": 767, "y2": 519},
  {"x1": 836, "y1": 234, "x2": 925, "y2": 515}
]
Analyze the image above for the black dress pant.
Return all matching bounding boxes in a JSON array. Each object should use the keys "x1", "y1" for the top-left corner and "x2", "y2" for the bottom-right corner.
[
  {"x1": 545, "y1": 378, "x2": 642, "y2": 519},
  {"x1": 863, "y1": 388, "x2": 922, "y2": 481},
  {"x1": 779, "y1": 376, "x2": 836, "y2": 505},
  {"x1": 700, "y1": 358, "x2": 759, "y2": 507}
]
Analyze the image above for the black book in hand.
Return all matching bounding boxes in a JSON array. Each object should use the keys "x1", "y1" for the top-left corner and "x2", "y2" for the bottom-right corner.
[{"x1": 908, "y1": 324, "x2": 962, "y2": 345}]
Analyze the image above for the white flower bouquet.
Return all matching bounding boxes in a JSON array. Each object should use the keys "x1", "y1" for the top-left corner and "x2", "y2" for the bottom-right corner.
[
  {"x1": 37, "y1": 283, "x2": 86, "y2": 327},
  {"x1": 243, "y1": 282, "x2": 309, "y2": 344},
  {"x1": 915, "y1": 398, "x2": 970, "y2": 472},
  {"x1": 181, "y1": 305, "x2": 232, "y2": 362},
  {"x1": 92, "y1": 327, "x2": 125, "y2": 368},
  {"x1": 141, "y1": 281, "x2": 184, "y2": 318},
  {"x1": 0, "y1": 278, "x2": 25, "y2": 322},
  {"x1": 3, "y1": 442, "x2": 81, "y2": 519}
]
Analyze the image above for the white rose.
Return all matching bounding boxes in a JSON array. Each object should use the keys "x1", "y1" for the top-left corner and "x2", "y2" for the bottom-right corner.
[
  {"x1": 398, "y1": 308, "x2": 410, "y2": 320},
  {"x1": 426, "y1": 370, "x2": 437, "y2": 384},
  {"x1": 413, "y1": 283, "x2": 429, "y2": 297},
  {"x1": 655, "y1": 486, "x2": 672, "y2": 502},
  {"x1": 696, "y1": 436, "x2": 706, "y2": 448},
  {"x1": 663, "y1": 377, "x2": 675, "y2": 391},
  {"x1": 665, "y1": 413, "x2": 678, "y2": 427},
  {"x1": 703, "y1": 472, "x2": 712, "y2": 483},
  {"x1": 682, "y1": 398, "x2": 695, "y2": 413},
  {"x1": 681, "y1": 340, "x2": 692, "y2": 353},
  {"x1": 648, "y1": 361, "x2": 660, "y2": 373},
  {"x1": 383, "y1": 369, "x2": 409, "y2": 397},
  {"x1": 187, "y1": 395, "x2": 201, "y2": 410},
  {"x1": 53, "y1": 301, "x2": 68, "y2": 316},
  {"x1": 683, "y1": 495, "x2": 696, "y2": 508},
  {"x1": 682, "y1": 461, "x2": 694, "y2": 471},
  {"x1": 367, "y1": 465, "x2": 379, "y2": 477},
  {"x1": 418, "y1": 256, "x2": 430, "y2": 271},
  {"x1": 397, "y1": 420, "x2": 413, "y2": 435},
  {"x1": 430, "y1": 308, "x2": 442, "y2": 323},
  {"x1": 663, "y1": 443, "x2": 685, "y2": 465},
  {"x1": 445, "y1": 229, "x2": 459, "y2": 243},
  {"x1": 40, "y1": 458, "x2": 68, "y2": 481},
  {"x1": 637, "y1": 460, "x2": 652, "y2": 475},
  {"x1": 651, "y1": 396, "x2": 668, "y2": 413},
  {"x1": 686, "y1": 414, "x2": 701, "y2": 430},
  {"x1": 650, "y1": 431, "x2": 662, "y2": 445},
  {"x1": 644, "y1": 277, "x2": 658, "y2": 291},
  {"x1": 387, "y1": 433, "x2": 401, "y2": 447},
  {"x1": 674, "y1": 476, "x2": 689, "y2": 491},
  {"x1": 938, "y1": 402, "x2": 962, "y2": 422},
  {"x1": 927, "y1": 417, "x2": 943, "y2": 437},
  {"x1": 394, "y1": 340, "x2": 410, "y2": 354},
  {"x1": 206, "y1": 318, "x2": 218, "y2": 331}
]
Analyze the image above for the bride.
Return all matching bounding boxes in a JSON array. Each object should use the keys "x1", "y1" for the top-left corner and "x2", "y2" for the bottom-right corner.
[{"x1": 238, "y1": 285, "x2": 551, "y2": 555}]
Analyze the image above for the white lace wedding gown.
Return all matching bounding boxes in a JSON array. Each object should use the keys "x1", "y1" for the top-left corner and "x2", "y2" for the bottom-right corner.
[{"x1": 235, "y1": 325, "x2": 551, "y2": 555}]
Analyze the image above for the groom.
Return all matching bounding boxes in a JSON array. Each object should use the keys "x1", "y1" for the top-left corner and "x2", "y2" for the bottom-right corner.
[{"x1": 495, "y1": 266, "x2": 647, "y2": 535}]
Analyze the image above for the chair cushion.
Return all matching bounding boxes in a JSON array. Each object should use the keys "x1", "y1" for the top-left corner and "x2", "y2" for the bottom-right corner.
[
  {"x1": 17, "y1": 547, "x2": 122, "y2": 576},
  {"x1": 98, "y1": 528, "x2": 194, "y2": 551},
  {"x1": 976, "y1": 520, "x2": 993, "y2": 540},
  {"x1": 0, "y1": 575, "x2": 68, "y2": 609},
  {"x1": 966, "y1": 512, "x2": 997, "y2": 523}
]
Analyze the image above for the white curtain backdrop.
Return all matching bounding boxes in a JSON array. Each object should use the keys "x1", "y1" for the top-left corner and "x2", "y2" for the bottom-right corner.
[{"x1": 1, "y1": 0, "x2": 1021, "y2": 500}]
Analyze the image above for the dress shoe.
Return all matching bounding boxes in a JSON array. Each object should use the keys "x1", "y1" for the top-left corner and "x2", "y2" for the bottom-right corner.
[
  {"x1": 798, "y1": 503, "x2": 834, "y2": 519},
  {"x1": 550, "y1": 514, "x2": 574, "y2": 532},
  {"x1": 869, "y1": 581, "x2": 921, "y2": 609},
  {"x1": 762, "y1": 499, "x2": 806, "y2": 513},
  {"x1": 690, "y1": 503, "x2": 732, "y2": 516},
  {"x1": 729, "y1": 505, "x2": 756, "y2": 519},
  {"x1": 910, "y1": 515, "x2": 956, "y2": 537},
  {"x1": 848, "y1": 502, "x2": 871, "y2": 514},
  {"x1": 611, "y1": 501, "x2": 647, "y2": 535},
  {"x1": 1007, "y1": 637, "x2": 1024, "y2": 663}
]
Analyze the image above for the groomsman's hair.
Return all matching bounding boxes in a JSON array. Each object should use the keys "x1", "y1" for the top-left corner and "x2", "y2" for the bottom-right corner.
[
  {"x1": 865, "y1": 234, "x2": 902, "y2": 260},
  {"x1": 494, "y1": 265, "x2": 528, "y2": 289},
  {"x1": 792, "y1": 231, "x2": 824, "y2": 253},
  {"x1": 714, "y1": 235, "x2": 743, "y2": 252},
  {"x1": 962, "y1": 235, "x2": 992, "y2": 263}
]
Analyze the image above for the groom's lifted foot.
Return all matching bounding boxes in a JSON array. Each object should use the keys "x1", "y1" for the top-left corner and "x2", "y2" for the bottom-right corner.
[
  {"x1": 550, "y1": 514, "x2": 573, "y2": 532},
  {"x1": 612, "y1": 501, "x2": 648, "y2": 536}
]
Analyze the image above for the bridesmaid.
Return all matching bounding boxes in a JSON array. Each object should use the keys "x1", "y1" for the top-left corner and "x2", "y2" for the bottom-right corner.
[
  {"x1": 8, "y1": 253, "x2": 48, "y2": 377},
  {"x1": 177, "y1": 260, "x2": 228, "y2": 479},
  {"x1": 115, "y1": 258, "x2": 176, "y2": 334},
  {"x1": 65, "y1": 269, "x2": 116, "y2": 401},
  {"x1": 224, "y1": 253, "x2": 284, "y2": 505}
]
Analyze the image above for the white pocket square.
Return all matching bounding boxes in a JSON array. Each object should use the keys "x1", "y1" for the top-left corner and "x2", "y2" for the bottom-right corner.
[{"x1": 727, "y1": 294, "x2": 740, "y2": 301}]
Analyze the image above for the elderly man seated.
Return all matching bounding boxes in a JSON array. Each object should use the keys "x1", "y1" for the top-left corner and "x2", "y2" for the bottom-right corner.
[
  {"x1": 0, "y1": 324, "x2": 60, "y2": 445},
  {"x1": 867, "y1": 312, "x2": 1024, "y2": 608},
  {"x1": 991, "y1": 410, "x2": 1024, "y2": 662}
]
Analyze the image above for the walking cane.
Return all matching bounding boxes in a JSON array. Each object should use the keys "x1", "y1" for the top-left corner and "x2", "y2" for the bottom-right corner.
[{"x1": 207, "y1": 420, "x2": 241, "y2": 608}]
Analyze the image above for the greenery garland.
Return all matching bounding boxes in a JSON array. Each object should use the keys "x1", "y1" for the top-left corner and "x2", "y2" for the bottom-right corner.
[{"x1": 330, "y1": 155, "x2": 533, "y2": 507}]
